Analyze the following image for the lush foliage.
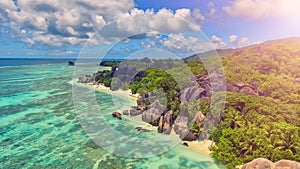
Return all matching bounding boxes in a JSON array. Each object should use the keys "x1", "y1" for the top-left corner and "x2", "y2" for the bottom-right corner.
[
  {"x1": 208, "y1": 38, "x2": 300, "y2": 168},
  {"x1": 130, "y1": 68, "x2": 181, "y2": 113},
  {"x1": 209, "y1": 92, "x2": 300, "y2": 168}
]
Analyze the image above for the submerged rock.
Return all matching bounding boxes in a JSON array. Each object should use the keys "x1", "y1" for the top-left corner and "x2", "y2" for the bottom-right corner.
[
  {"x1": 112, "y1": 112, "x2": 122, "y2": 120},
  {"x1": 122, "y1": 110, "x2": 129, "y2": 115},
  {"x1": 135, "y1": 127, "x2": 151, "y2": 132},
  {"x1": 129, "y1": 108, "x2": 143, "y2": 116}
]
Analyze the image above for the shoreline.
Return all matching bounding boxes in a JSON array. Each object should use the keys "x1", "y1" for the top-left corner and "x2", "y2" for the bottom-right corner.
[
  {"x1": 84, "y1": 82, "x2": 213, "y2": 156},
  {"x1": 85, "y1": 82, "x2": 140, "y2": 99}
]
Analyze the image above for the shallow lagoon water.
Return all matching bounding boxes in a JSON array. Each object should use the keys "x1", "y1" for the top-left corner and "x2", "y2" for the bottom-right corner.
[{"x1": 0, "y1": 63, "x2": 224, "y2": 168}]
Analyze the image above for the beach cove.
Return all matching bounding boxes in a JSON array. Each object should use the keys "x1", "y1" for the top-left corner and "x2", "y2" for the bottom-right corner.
[{"x1": 0, "y1": 61, "x2": 224, "y2": 168}]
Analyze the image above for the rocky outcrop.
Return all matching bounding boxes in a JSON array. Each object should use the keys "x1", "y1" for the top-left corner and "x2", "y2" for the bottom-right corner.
[
  {"x1": 78, "y1": 75, "x2": 94, "y2": 83},
  {"x1": 226, "y1": 82, "x2": 259, "y2": 96},
  {"x1": 112, "y1": 112, "x2": 122, "y2": 120},
  {"x1": 293, "y1": 78, "x2": 300, "y2": 85},
  {"x1": 241, "y1": 158, "x2": 300, "y2": 169},
  {"x1": 180, "y1": 72, "x2": 226, "y2": 103},
  {"x1": 180, "y1": 86, "x2": 206, "y2": 103}
]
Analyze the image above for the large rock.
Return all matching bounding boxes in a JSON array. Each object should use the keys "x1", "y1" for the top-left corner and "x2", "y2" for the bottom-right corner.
[
  {"x1": 241, "y1": 158, "x2": 275, "y2": 169},
  {"x1": 182, "y1": 131, "x2": 197, "y2": 141},
  {"x1": 174, "y1": 116, "x2": 189, "y2": 139},
  {"x1": 180, "y1": 86, "x2": 206, "y2": 103},
  {"x1": 240, "y1": 86, "x2": 257, "y2": 96},
  {"x1": 158, "y1": 116, "x2": 164, "y2": 133},
  {"x1": 142, "y1": 100, "x2": 165, "y2": 126},
  {"x1": 193, "y1": 111, "x2": 206, "y2": 126},
  {"x1": 241, "y1": 158, "x2": 300, "y2": 169},
  {"x1": 157, "y1": 110, "x2": 174, "y2": 134},
  {"x1": 274, "y1": 160, "x2": 300, "y2": 169}
]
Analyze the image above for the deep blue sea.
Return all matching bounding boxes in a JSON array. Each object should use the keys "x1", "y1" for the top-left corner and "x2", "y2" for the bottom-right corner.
[{"x1": 0, "y1": 59, "x2": 224, "y2": 168}]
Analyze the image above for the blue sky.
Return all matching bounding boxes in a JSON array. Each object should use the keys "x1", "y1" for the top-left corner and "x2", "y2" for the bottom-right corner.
[{"x1": 0, "y1": 0, "x2": 300, "y2": 58}]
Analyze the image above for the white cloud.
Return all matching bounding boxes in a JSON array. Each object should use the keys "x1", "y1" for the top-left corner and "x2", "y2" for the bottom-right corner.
[
  {"x1": 229, "y1": 35, "x2": 238, "y2": 44},
  {"x1": 238, "y1": 37, "x2": 249, "y2": 46},
  {"x1": 252, "y1": 41, "x2": 263, "y2": 45},
  {"x1": 0, "y1": 0, "x2": 204, "y2": 47},
  {"x1": 0, "y1": 0, "x2": 17, "y2": 11},
  {"x1": 229, "y1": 34, "x2": 250, "y2": 48},
  {"x1": 210, "y1": 35, "x2": 227, "y2": 49},
  {"x1": 207, "y1": 2, "x2": 217, "y2": 18},
  {"x1": 223, "y1": 0, "x2": 300, "y2": 19},
  {"x1": 162, "y1": 33, "x2": 227, "y2": 53}
]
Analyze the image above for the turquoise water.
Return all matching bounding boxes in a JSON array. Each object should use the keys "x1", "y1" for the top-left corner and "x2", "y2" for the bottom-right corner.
[{"x1": 0, "y1": 63, "x2": 224, "y2": 168}]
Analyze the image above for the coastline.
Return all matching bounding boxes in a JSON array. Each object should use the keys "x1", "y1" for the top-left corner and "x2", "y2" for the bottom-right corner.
[{"x1": 84, "y1": 82, "x2": 213, "y2": 156}]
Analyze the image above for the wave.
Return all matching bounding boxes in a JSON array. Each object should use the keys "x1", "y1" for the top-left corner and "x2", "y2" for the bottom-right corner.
[{"x1": 0, "y1": 63, "x2": 66, "y2": 68}]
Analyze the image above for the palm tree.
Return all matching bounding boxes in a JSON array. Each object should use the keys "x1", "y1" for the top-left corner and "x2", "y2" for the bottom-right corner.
[{"x1": 224, "y1": 108, "x2": 247, "y2": 129}]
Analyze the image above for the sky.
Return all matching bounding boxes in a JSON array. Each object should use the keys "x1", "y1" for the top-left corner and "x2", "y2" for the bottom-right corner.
[{"x1": 0, "y1": 0, "x2": 300, "y2": 58}]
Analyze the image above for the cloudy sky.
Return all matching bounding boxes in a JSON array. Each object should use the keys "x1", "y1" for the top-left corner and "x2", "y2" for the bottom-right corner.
[{"x1": 0, "y1": 0, "x2": 300, "y2": 58}]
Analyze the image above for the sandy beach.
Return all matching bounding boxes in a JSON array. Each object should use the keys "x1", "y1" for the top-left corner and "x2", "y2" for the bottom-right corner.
[{"x1": 86, "y1": 82, "x2": 140, "y2": 99}]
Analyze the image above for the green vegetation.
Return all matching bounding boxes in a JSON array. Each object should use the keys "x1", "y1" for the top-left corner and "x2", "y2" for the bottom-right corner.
[
  {"x1": 92, "y1": 38, "x2": 300, "y2": 168},
  {"x1": 209, "y1": 92, "x2": 300, "y2": 168},
  {"x1": 208, "y1": 38, "x2": 300, "y2": 168},
  {"x1": 99, "y1": 61, "x2": 121, "y2": 67}
]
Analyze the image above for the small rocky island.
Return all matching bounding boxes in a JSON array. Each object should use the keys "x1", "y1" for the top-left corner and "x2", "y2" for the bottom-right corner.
[{"x1": 68, "y1": 61, "x2": 75, "y2": 66}]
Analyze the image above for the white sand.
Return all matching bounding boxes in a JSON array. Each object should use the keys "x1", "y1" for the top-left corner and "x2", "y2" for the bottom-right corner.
[
  {"x1": 86, "y1": 83, "x2": 140, "y2": 99},
  {"x1": 181, "y1": 140, "x2": 214, "y2": 156}
]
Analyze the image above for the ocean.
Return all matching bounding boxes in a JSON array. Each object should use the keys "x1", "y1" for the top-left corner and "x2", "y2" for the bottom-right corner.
[{"x1": 0, "y1": 59, "x2": 224, "y2": 168}]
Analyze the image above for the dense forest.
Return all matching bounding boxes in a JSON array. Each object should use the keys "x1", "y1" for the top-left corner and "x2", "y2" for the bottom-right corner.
[{"x1": 79, "y1": 37, "x2": 300, "y2": 168}]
